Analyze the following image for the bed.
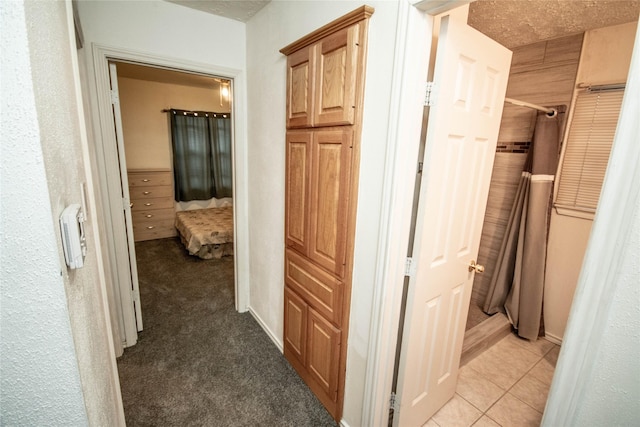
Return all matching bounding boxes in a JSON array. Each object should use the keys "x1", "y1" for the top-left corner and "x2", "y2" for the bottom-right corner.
[{"x1": 175, "y1": 206, "x2": 234, "y2": 259}]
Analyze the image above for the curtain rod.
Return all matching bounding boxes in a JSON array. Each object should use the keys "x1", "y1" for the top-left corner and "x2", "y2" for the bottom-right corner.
[
  {"x1": 504, "y1": 97, "x2": 557, "y2": 117},
  {"x1": 162, "y1": 108, "x2": 230, "y2": 118}
]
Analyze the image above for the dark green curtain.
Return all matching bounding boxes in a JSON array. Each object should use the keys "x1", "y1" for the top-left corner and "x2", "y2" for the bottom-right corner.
[
  {"x1": 171, "y1": 110, "x2": 232, "y2": 201},
  {"x1": 209, "y1": 115, "x2": 232, "y2": 198}
]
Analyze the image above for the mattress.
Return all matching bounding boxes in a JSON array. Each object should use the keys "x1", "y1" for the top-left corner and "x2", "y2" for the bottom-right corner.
[{"x1": 175, "y1": 206, "x2": 234, "y2": 259}]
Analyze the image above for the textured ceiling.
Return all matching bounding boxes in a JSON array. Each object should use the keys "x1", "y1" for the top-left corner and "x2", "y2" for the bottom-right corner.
[
  {"x1": 165, "y1": 0, "x2": 638, "y2": 48},
  {"x1": 165, "y1": 0, "x2": 270, "y2": 22},
  {"x1": 469, "y1": 0, "x2": 639, "y2": 48}
]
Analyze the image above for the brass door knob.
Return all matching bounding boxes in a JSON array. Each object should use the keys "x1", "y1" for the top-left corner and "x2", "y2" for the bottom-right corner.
[{"x1": 468, "y1": 260, "x2": 485, "y2": 273}]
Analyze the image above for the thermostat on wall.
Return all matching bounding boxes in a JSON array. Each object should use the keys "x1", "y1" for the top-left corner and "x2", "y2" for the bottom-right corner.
[{"x1": 60, "y1": 204, "x2": 87, "y2": 269}]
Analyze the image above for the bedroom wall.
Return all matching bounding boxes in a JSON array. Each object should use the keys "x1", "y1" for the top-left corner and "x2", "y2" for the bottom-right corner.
[
  {"x1": 1, "y1": 1, "x2": 123, "y2": 424},
  {"x1": 118, "y1": 77, "x2": 227, "y2": 170},
  {"x1": 246, "y1": 2, "x2": 399, "y2": 425},
  {"x1": 118, "y1": 75, "x2": 232, "y2": 210}
]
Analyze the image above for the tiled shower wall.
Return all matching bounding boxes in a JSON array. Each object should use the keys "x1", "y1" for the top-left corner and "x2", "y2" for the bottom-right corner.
[{"x1": 471, "y1": 33, "x2": 583, "y2": 307}]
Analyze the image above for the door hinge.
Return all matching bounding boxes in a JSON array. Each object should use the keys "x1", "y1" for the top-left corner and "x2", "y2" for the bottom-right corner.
[
  {"x1": 405, "y1": 257, "x2": 416, "y2": 277},
  {"x1": 418, "y1": 161, "x2": 424, "y2": 174},
  {"x1": 424, "y1": 81, "x2": 435, "y2": 106},
  {"x1": 390, "y1": 392, "x2": 399, "y2": 411},
  {"x1": 122, "y1": 197, "x2": 130, "y2": 211},
  {"x1": 110, "y1": 89, "x2": 119, "y2": 105}
]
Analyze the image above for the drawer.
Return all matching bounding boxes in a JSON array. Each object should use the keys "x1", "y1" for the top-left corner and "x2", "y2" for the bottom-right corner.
[
  {"x1": 129, "y1": 185, "x2": 173, "y2": 200},
  {"x1": 132, "y1": 208, "x2": 175, "y2": 224},
  {"x1": 285, "y1": 249, "x2": 343, "y2": 326},
  {"x1": 132, "y1": 217, "x2": 176, "y2": 241},
  {"x1": 131, "y1": 197, "x2": 174, "y2": 212},
  {"x1": 128, "y1": 171, "x2": 173, "y2": 187}
]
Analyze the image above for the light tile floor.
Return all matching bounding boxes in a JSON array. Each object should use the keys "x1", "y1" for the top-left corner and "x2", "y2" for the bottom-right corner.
[{"x1": 426, "y1": 332, "x2": 560, "y2": 427}]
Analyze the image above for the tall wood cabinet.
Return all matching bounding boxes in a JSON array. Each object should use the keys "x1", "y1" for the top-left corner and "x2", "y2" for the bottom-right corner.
[{"x1": 280, "y1": 6, "x2": 373, "y2": 421}]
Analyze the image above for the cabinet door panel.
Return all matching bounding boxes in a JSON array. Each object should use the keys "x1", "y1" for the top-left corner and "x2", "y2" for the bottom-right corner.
[
  {"x1": 284, "y1": 287, "x2": 308, "y2": 366},
  {"x1": 314, "y1": 24, "x2": 359, "y2": 127},
  {"x1": 285, "y1": 249, "x2": 343, "y2": 326},
  {"x1": 309, "y1": 130, "x2": 352, "y2": 277},
  {"x1": 286, "y1": 47, "x2": 315, "y2": 128},
  {"x1": 307, "y1": 308, "x2": 341, "y2": 402},
  {"x1": 285, "y1": 131, "x2": 312, "y2": 255}
]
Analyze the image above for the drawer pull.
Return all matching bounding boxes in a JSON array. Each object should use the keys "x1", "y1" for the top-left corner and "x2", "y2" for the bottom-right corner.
[
  {"x1": 143, "y1": 191, "x2": 151, "y2": 195},
  {"x1": 145, "y1": 203, "x2": 153, "y2": 206},
  {"x1": 146, "y1": 214, "x2": 153, "y2": 218},
  {"x1": 142, "y1": 179, "x2": 150, "y2": 182},
  {"x1": 146, "y1": 226, "x2": 155, "y2": 230}
]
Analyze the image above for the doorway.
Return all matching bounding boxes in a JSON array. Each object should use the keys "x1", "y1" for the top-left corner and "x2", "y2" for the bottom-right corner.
[
  {"x1": 113, "y1": 59, "x2": 235, "y2": 335},
  {"x1": 89, "y1": 45, "x2": 250, "y2": 356}
]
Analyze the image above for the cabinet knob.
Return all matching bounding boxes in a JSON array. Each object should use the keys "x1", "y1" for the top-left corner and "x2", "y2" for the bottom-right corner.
[
  {"x1": 143, "y1": 191, "x2": 151, "y2": 195},
  {"x1": 146, "y1": 214, "x2": 153, "y2": 218},
  {"x1": 146, "y1": 226, "x2": 155, "y2": 230},
  {"x1": 142, "y1": 179, "x2": 150, "y2": 182},
  {"x1": 144, "y1": 203, "x2": 152, "y2": 206}
]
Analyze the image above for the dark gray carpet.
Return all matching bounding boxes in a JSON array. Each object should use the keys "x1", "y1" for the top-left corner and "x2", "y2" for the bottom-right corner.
[{"x1": 117, "y1": 237, "x2": 337, "y2": 426}]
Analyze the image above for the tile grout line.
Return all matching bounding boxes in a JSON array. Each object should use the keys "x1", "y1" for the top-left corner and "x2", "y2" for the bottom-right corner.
[
  {"x1": 462, "y1": 338, "x2": 554, "y2": 425},
  {"x1": 481, "y1": 349, "x2": 548, "y2": 419}
]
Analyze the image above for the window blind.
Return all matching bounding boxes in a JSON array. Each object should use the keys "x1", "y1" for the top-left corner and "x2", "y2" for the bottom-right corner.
[{"x1": 555, "y1": 89, "x2": 624, "y2": 214}]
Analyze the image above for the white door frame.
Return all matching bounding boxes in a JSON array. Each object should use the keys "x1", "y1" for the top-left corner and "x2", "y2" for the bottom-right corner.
[
  {"x1": 362, "y1": 2, "x2": 640, "y2": 426},
  {"x1": 87, "y1": 44, "x2": 250, "y2": 352},
  {"x1": 359, "y1": 2, "x2": 435, "y2": 424}
]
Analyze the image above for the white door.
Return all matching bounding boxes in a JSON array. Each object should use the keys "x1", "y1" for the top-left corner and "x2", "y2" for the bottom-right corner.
[
  {"x1": 394, "y1": 16, "x2": 511, "y2": 426},
  {"x1": 108, "y1": 62, "x2": 143, "y2": 343}
]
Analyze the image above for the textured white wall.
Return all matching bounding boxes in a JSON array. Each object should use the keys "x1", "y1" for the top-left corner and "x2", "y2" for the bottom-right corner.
[
  {"x1": 574, "y1": 197, "x2": 640, "y2": 425},
  {"x1": 77, "y1": 1, "x2": 246, "y2": 70},
  {"x1": 544, "y1": 21, "x2": 637, "y2": 341},
  {"x1": 1, "y1": 1, "x2": 94, "y2": 424},
  {"x1": 246, "y1": 2, "x2": 399, "y2": 425}
]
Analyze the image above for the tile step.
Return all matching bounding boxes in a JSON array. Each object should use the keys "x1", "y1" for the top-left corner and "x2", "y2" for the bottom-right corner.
[{"x1": 461, "y1": 312, "x2": 511, "y2": 366}]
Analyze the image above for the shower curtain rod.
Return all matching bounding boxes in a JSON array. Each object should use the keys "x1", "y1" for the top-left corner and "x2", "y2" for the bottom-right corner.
[{"x1": 504, "y1": 97, "x2": 557, "y2": 117}]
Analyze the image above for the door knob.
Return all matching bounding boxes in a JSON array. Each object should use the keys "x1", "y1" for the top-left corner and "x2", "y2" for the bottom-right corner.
[{"x1": 468, "y1": 260, "x2": 485, "y2": 273}]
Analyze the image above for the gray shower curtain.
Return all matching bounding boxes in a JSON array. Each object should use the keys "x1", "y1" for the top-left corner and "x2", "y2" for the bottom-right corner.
[{"x1": 483, "y1": 110, "x2": 561, "y2": 340}]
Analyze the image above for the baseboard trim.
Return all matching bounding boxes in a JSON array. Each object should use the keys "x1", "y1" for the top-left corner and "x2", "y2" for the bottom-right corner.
[
  {"x1": 544, "y1": 332, "x2": 563, "y2": 346},
  {"x1": 340, "y1": 419, "x2": 352, "y2": 427},
  {"x1": 248, "y1": 306, "x2": 284, "y2": 352}
]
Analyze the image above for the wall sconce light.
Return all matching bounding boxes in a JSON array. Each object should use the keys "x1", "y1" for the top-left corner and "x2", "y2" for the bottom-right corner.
[{"x1": 220, "y1": 81, "x2": 230, "y2": 106}]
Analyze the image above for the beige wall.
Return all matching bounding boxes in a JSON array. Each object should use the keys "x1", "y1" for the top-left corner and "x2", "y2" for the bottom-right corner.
[
  {"x1": 544, "y1": 20, "x2": 637, "y2": 342},
  {"x1": 118, "y1": 76, "x2": 226, "y2": 170}
]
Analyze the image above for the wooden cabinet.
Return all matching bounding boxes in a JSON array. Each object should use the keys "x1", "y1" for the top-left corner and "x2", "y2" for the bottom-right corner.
[
  {"x1": 286, "y1": 48, "x2": 315, "y2": 128},
  {"x1": 285, "y1": 131, "x2": 312, "y2": 254},
  {"x1": 285, "y1": 17, "x2": 360, "y2": 129},
  {"x1": 308, "y1": 129, "x2": 352, "y2": 278},
  {"x1": 128, "y1": 169, "x2": 176, "y2": 242},
  {"x1": 281, "y1": 6, "x2": 373, "y2": 422},
  {"x1": 313, "y1": 25, "x2": 359, "y2": 127}
]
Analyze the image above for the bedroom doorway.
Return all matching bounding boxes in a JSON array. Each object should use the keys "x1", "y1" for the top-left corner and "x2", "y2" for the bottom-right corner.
[{"x1": 91, "y1": 47, "x2": 246, "y2": 354}]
